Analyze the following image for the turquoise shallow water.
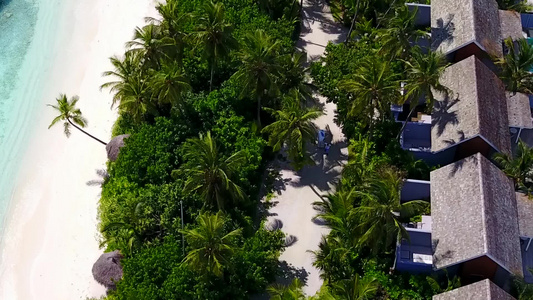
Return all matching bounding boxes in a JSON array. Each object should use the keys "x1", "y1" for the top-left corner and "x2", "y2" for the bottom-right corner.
[{"x1": 0, "y1": 0, "x2": 39, "y2": 234}]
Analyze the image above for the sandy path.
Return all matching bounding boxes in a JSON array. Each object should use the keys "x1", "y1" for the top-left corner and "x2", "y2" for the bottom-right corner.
[
  {"x1": 0, "y1": 1, "x2": 158, "y2": 299},
  {"x1": 266, "y1": 0, "x2": 348, "y2": 296}
]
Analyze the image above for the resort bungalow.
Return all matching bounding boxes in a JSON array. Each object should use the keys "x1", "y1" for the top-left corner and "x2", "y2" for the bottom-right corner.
[
  {"x1": 431, "y1": 55, "x2": 511, "y2": 165},
  {"x1": 394, "y1": 215, "x2": 433, "y2": 274},
  {"x1": 507, "y1": 92, "x2": 533, "y2": 148},
  {"x1": 431, "y1": 153, "x2": 523, "y2": 290},
  {"x1": 516, "y1": 192, "x2": 533, "y2": 284},
  {"x1": 401, "y1": 179, "x2": 430, "y2": 203},
  {"x1": 431, "y1": 0, "x2": 502, "y2": 62},
  {"x1": 393, "y1": 180, "x2": 432, "y2": 274},
  {"x1": 432, "y1": 279, "x2": 515, "y2": 300},
  {"x1": 407, "y1": 3, "x2": 430, "y2": 28}
]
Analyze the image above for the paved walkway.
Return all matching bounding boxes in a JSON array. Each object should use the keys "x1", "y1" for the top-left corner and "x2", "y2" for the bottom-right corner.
[{"x1": 266, "y1": 0, "x2": 348, "y2": 296}]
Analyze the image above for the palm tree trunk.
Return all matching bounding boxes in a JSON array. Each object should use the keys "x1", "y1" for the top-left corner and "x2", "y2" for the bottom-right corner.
[
  {"x1": 396, "y1": 105, "x2": 417, "y2": 141},
  {"x1": 345, "y1": 0, "x2": 360, "y2": 44},
  {"x1": 209, "y1": 57, "x2": 215, "y2": 92},
  {"x1": 67, "y1": 118, "x2": 107, "y2": 145},
  {"x1": 257, "y1": 94, "x2": 262, "y2": 127}
]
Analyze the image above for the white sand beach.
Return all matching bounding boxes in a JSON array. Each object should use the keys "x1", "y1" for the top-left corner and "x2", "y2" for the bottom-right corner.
[{"x1": 0, "y1": 0, "x2": 158, "y2": 298}]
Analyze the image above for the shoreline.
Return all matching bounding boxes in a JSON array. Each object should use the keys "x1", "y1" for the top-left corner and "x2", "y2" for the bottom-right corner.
[{"x1": 0, "y1": 0, "x2": 158, "y2": 298}]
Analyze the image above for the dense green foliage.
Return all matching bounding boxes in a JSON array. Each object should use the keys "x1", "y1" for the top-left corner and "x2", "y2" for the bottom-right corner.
[
  {"x1": 87, "y1": 0, "x2": 533, "y2": 298},
  {"x1": 96, "y1": 0, "x2": 317, "y2": 298},
  {"x1": 495, "y1": 38, "x2": 533, "y2": 94},
  {"x1": 308, "y1": 3, "x2": 443, "y2": 299}
]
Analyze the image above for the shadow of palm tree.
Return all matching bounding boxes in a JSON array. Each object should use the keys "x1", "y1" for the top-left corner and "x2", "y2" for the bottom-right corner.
[
  {"x1": 432, "y1": 95, "x2": 460, "y2": 137},
  {"x1": 431, "y1": 14, "x2": 455, "y2": 50},
  {"x1": 284, "y1": 235, "x2": 299, "y2": 247},
  {"x1": 266, "y1": 218, "x2": 284, "y2": 231},
  {"x1": 285, "y1": 140, "x2": 348, "y2": 192},
  {"x1": 432, "y1": 238, "x2": 455, "y2": 267},
  {"x1": 86, "y1": 169, "x2": 109, "y2": 187}
]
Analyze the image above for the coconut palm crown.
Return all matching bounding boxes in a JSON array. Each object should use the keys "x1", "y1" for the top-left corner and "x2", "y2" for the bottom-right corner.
[{"x1": 48, "y1": 94, "x2": 107, "y2": 145}]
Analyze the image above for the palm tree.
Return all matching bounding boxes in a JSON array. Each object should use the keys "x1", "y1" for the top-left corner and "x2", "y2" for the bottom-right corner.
[
  {"x1": 397, "y1": 47, "x2": 449, "y2": 139},
  {"x1": 339, "y1": 56, "x2": 399, "y2": 139},
  {"x1": 180, "y1": 132, "x2": 247, "y2": 210},
  {"x1": 312, "y1": 188, "x2": 357, "y2": 242},
  {"x1": 48, "y1": 94, "x2": 107, "y2": 145},
  {"x1": 311, "y1": 189, "x2": 358, "y2": 283},
  {"x1": 150, "y1": 1, "x2": 190, "y2": 64},
  {"x1": 330, "y1": 274, "x2": 379, "y2": 300},
  {"x1": 193, "y1": 1, "x2": 237, "y2": 91},
  {"x1": 341, "y1": 136, "x2": 376, "y2": 188},
  {"x1": 234, "y1": 29, "x2": 282, "y2": 126},
  {"x1": 267, "y1": 278, "x2": 306, "y2": 300},
  {"x1": 151, "y1": 60, "x2": 191, "y2": 111},
  {"x1": 126, "y1": 23, "x2": 174, "y2": 69},
  {"x1": 426, "y1": 269, "x2": 461, "y2": 294},
  {"x1": 262, "y1": 90, "x2": 324, "y2": 169},
  {"x1": 495, "y1": 38, "x2": 533, "y2": 94},
  {"x1": 352, "y1": 167, "x2": 428, "y2": 253},
  {"x1": 497, "y1": 0, "x2": 532, "y2": 12},
  {"x1": 277, "y1": 51, "x2": 314, "y2": 102},
  {"x1": 180, "y1": 211, "x2": 242, "y2": 277},
  {"x1": 379, "y1": 5, "x2": 428, "y2": 59},
  {"x1": 494, "y1": 139, "x2": 533, "y2": 191},
  {"x1": 101, "y1": 52, "x2": 147, "y2": 107},
  {"x1": 345, "y1": 0, "x2": 361, "y2": 43},
  {"x1": 113, "y1": 74, "x2": 155, "y2": 121},
  {"x1": 309, "y1": 236, "x2": 348, "y2": 284},
  {"x1": 512, "y1": 270, "x2": 533, "y2": 299}
]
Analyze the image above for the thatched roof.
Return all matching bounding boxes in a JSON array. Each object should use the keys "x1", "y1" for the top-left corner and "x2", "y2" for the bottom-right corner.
[
  {"x1": 106, "y1": 134, "x2": 130, "y2": 162},
  {"x1": 431, "y1": 0, "x2": 502, "y2": 57},
  {"x1": 92, "y1": 250, "x2": 123, "y2": 289},
  {"x1": 430, "y1": 153, "x2": 522, "y2": 275},
  {"x1": 431, "y1": 55, "x2": 511, "y2": 155},
  {"x1": 433, "y1": 279, "x2": 516, "y2": 300},
  {"x1": 507, "y1": 92, "x2": 533, "y2": 129},
  {"x1": 516, "y1": 192, "x2": 533, "y2": 237},
  {"x1": 500, "y1": 10, "x2": 524, "y2": 41}
]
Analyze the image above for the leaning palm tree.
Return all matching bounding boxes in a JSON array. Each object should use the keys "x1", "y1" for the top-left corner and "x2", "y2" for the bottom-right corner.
[
  {"x1": 262, "y1": 90, "x2": 324, "y2": 169},
  {"x1": 494, "y1": 139, "x2": 533, "y2": 191},
  {"x1": 397, "y1": 47, "x2": 449, "y2": 139},
  {"x1": 193, "y1": 1, "x2": 238, "y2": 91},
  {"x1": 495, "y1": 38, "x2": 533, "y2": 94},
  {"x1": 180, "y1": 211, "x2": 242, "y2": 277},
  {"x1": 233, "y1": 29, "x2": 282, "y2": 126},
  {"x1": 339, "y1": 56, "x2": 399, "y2": 139},
  {"x1": 180, "y1": 132, "x2": 247, "y2": 210},
  {"x1": 352, "y1": 167, "x2": 428, "y2": 253},
  {"x1": 48, "y1": 94, "x2": 107, "y2": 145},
  {"x1": 267, "y1": 278, "x2": 306, "y2": 300},
  {"x1": 497, "y1": 0, "x2": 532, "y2": 12},
  {"x1": 330, "y1": 274, "x2": 379, "y2": 300},
  {"x1": 379, "y1": 5, "x2": 428, "y2": 59}
]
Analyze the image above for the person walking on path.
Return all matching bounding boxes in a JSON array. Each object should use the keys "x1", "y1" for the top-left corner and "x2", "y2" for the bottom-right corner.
[{"x1": 324, "y1": 143, "x2": 331, "y2": 156}]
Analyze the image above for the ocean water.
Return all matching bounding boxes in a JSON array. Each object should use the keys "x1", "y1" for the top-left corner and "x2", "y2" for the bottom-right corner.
[{"x1": 0, "y1": 0, "x2": 39, "y2": 235}]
